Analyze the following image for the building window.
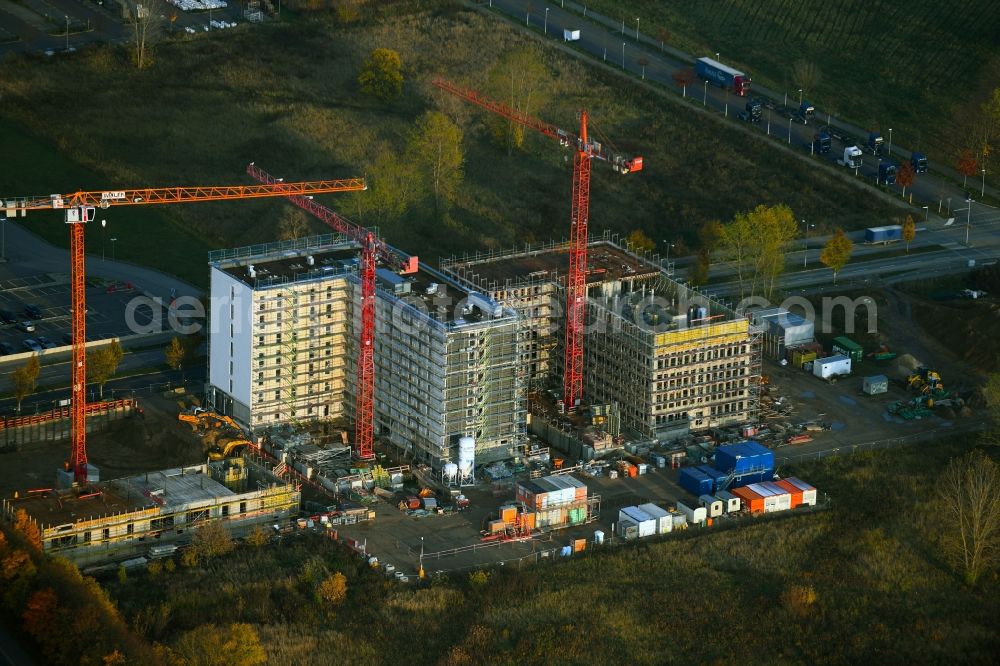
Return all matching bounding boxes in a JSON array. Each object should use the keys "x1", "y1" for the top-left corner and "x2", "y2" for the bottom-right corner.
[
  {"x1": 83, "y1": 531, "x2": 91, "y2": 543},
  {"x1": 239, "y1": 502, "x2": 247, "y2": 514},
  {"x1": 127, "y1": 523, "x2": 134, "y2": 535},
  {"x1": 102, "y1": 528, "x2": 110, "y2": 541}
]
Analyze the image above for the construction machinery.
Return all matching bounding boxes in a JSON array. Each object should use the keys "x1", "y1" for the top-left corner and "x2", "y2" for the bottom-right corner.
[
  {"x1": 178, "y1": 408, "x2": 250, "y2": 460},
  {"x1": 432, "y1": 77, "x2": 643, "y2": 411},
  {"x1": 246, "y1": 164, "x2": 419, "y2": 461},
  {"x1": 2, "y1": 173, "x2": 365, "y2": 484},
  {"x1": 907, "y1": 367, "x2": 943, "y2": 394}
]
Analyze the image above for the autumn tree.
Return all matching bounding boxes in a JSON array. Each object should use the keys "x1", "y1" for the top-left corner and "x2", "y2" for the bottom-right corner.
[
  {"x1": 89, "y1": 340, "x2": 124, "y2": 399},
  {"x1": 277, "y1": 208, "x2": 311, "y2": 240},
  {"x1": 956, "y1": 150, "x2": 979, "y2": 189},
  {"x1": 12, "y1": 356, "x2": 40, "y2": 413},
  {"x1": 936, "y1": 450, "x2": 1000, "y2": 585},
  {"x1": 193, "y1": 520, "x2": 234, "y2": 559},
  {"x1": 407, "y1": 111, "x2": 464, "y2": 213},
  {"x1": 672, "y1": 67, "x2": 695, "y2": 98},
  {"x1": 164, "y1": 336, "x2": 186, "y2": 371},
  {"x1": 902, "y1": 215, "x2": 916, "y2": 253},
  {"x1": 626, "y1": 229, "x2": 656, "y2": 252},
  {"x1": 655, "y1": 27, "x2": 670, "y2": 51},
  {"x1": 358, "y1": 48, "x2": 403, "y2": 102},
  {"x1": 719, "y1": 204, "x2": 797, "y2": 299},
  {"x1": 819, "y1": 228, "x2": 853, "y2": 284},
  {"x1": 174, "y1": 622, "x2": 266, "y2": 666},
  {"x1": 245, "y1": 525, "x2": 271, "y2": 547},
  {"x1": 487, "y1": 48, "x2": 551, "y2": 154},
  {"x1": 354, "y1": 144, "x2": 422, "y2": 224},
  {"x1": 22, "y1": 587, "x2": 58, "y2": 645},
  {"x1": 316, "y1": 572, "x2": 348, "y2": 604},
  {"x1": 896, "y1": 160, "x2": 916, "y2": 199}
]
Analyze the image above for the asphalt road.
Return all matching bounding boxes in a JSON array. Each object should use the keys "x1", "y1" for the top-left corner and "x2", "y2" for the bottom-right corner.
[{"x1": 480, "y1": 0, "x2": 996, "y2": 208}]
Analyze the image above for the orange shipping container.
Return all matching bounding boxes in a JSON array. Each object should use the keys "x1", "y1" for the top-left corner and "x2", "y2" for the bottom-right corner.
[
  {"x1": 627, "y1": 465, "x2": 638, "y2": 478},
  {"x1": 732, "y1": 486, "x2": 765, "y2": 514},
  {"x1": 775, "y1": 480, "x2": 804, "y2": 508},
  {"x1": 500, "y1": 505, "x2": 518, "y2": 524},
  {"x1": 488, "y1": 519, "x2": 506, "y2": 534},
  {"x1": 521, "y1": 511, "x2": 536, "y2": 530},
  {"x1": 573, "y1": 538, "x2": 587, "y2": 552}
]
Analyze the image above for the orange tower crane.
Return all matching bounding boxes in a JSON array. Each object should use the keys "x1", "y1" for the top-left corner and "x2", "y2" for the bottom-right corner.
[
  {"x1": 246, "y1": 164, "x2": 418, "y2": 460},
  {"x1": 2, "y1": 173, "x2": 366, "y2": 483},
  {"x1": 432, "y1": 77, "x2": 643, "y2": 410}
]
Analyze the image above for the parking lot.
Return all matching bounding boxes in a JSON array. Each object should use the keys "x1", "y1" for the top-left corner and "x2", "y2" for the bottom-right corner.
[{"x1": 0, "y1": 272, "x2": 154, "y2": 356}]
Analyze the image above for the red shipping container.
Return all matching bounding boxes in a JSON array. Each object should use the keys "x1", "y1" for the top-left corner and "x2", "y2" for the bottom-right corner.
[
  {"x1": 732, "y1": 486, "x2": 765, "y2": 514},
  {"x1": 775, "y1": 479, "x2": 804, "y2": 508}
]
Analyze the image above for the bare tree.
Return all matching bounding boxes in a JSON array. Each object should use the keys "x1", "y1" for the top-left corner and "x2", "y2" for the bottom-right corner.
[
  {"x1": 936, "y1": 450, "x2": 1000, "y2": 585},
  {"x1": 129, "y1": 1, "x2": 163, "y2": 70},
  {"x1": 792, "y1": 60, "x2": 821, "y2": 93}
]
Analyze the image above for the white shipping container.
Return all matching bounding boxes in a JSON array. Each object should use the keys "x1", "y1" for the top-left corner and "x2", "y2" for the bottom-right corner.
[
  {"x1": 677, "y1": 501, "x2": 707, "y2": 524},
  {"x1": 620, "y1": 506, "x2": 656, "y2": 538},
  {"x1": 784, "y1": 477, "x2": 818, "y2": 506},
  {"x1": 699, "y1": 494, "x2": 724, "y2": 518},
  {"x1": 813, "y1": 354, "x2": 852, "y2": 379},
  {"x1": 618, "y1": 518, "x2": 638, "y2": 539},
  {"x1": 638, "y1": 503, "x2": 673, "y2": 534},
  {"x1": 670, "y1": 511, "x2": 687, "y2": 528},
  {"x1": 563, "y1": 28, "x2": 581, "y2": 41},
  {"x1": 715, "y1": 490, "x2": 741, "y2": 513}
]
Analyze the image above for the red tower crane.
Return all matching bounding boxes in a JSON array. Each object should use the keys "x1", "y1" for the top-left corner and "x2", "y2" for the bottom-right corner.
[
  {"x1": 2, "y1": 174, "x2": 366, "y2": 483},
  {"x1": 246, "y1": 164, "x2": 418, "y2": 460},
  {"x1": 432, "y1": 77, "x2": 643, "y2": 410}
]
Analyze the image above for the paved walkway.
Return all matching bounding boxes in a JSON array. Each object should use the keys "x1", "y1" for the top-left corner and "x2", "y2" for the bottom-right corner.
[{"x1": 1, "y1": 220, "x2": 202, "y2": 301}]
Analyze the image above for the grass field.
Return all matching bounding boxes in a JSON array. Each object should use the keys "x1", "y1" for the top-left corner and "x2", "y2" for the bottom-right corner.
[
  {"x1": 98, "y1": 436, "x2": 999, "y2": 664},
  {"x1": 0, "y1": 2, "x2": 901, "y2": 289},
  {"x1": 585, "y1": 0, "x2": 1000, "y2": 166}
]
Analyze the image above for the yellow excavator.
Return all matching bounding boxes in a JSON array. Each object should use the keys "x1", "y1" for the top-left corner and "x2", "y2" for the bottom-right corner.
[
  {"x1": 178, "y1": 408, "x2": 250, "y2": 460},
  {"x1": 907, "y1": 368, "x2": 943, "y2": 394}
]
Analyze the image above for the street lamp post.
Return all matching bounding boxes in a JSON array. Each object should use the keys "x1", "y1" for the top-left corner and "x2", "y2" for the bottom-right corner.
[
  {"x1": 982, "y1": 168, "x2": 987, "y2": 197},
  {"x1": 962, "y1": 199, "x2": 973, "y2": 246},
  {"x1": 635, "y1": 18, "x2": 640, "y2": 40},
  {"x1": 802, "y1": 221, "x2": 814, "y2": 267},
  {"x1": 64, "y1": 15, "x2": 69, "y2": 51},
  {"x1": 111, "y1": 237, "x2": 118, "y2": 262},
  {"x1": 1, "y1": 215, "x2": 5, "y2": 262},
  {"x1": 798, "y1": 88, "x2": 803, "y2": 106},
  {"x1": 922, "y1": 205, "x2": 929, "y2": 222},
  {"x1": 788, "y1": 117, "x2": 792, "y2": 144},
  {"x1": 887, "y1": 128, "x2": 893, "y2": 157},
  {"x1": 101, "y1": 219, "x2": 106, "y2": 261},
  {"x1": 544, "y1": 7, "x2": 549, "y2": 35},
  {"x1": 621, "y1": 42, "x2": 626, "y2": 69},
  {"x1": 703, "y1": 80, "x2": 707, "y2": 106}
]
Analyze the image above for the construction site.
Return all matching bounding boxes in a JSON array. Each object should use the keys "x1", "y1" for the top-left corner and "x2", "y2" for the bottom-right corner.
[{"x1": 0, "y1": 77, "x2": 994, "y2": 578}]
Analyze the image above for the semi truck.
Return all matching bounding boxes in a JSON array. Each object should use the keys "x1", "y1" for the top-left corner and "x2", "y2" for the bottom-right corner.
[
  {"x1": 864, "y1": 225, "x2": 903, "y2": 244},
  {"x1": 737, "y1": 98, "x2": 763, "y2": 122},
  {"x1": 695, "y1": 57, "x2": 751, "y2": 96},
  {"x1": 878, "y1": 161, "x2": 897, "y2": 185},
  {"x1": 865, "y1": 132, "x2": 884, "y2": 156},
  {"x1": 911, "y1": 152, "x2": 929, "y2": 174},
  {"x1": 837, "y1": 146, "x2": 862, "y2": 168},
  {"x1": 795, "y1": 100, "x2": 815, "y2": 124},
  {"x1": 813, "y1": 132, "x2": 831, "y2": 154}
]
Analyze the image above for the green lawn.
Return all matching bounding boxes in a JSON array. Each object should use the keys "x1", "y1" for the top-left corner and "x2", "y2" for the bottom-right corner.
[
  {"x1": 584, "y1": 0, "x2": 1000, "y2": 165},
  {"x1": 0, "y1": 2, "x2": 900, "y2": 287}
]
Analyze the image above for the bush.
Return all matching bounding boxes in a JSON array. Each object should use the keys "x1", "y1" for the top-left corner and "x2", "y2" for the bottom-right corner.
[
  {"x1": 358, "y1": 48, "x2": 403, "y2": 102},
  {"x1": 316, "y1": 572, "x2": 348, "y2": 605}
]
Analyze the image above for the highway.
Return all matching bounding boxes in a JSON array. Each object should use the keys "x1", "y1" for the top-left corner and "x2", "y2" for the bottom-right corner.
[{"x1": 478, "y1": 0, "x2": 996, "y2": 209}]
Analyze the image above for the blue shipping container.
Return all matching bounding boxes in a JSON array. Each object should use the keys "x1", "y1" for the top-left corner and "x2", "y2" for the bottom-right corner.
[
  {"x1": 714, "y1": 441, "x2": 774, "y2": 475},
  {"x1": 728, "y1": 470, "x2": 774, "y2": 489},
  {"x1": 696, "y1": 465, "x2": 726, "y2": 488},
  {"x1": 678, "y1": 468, "x2": 713, "y2": 497}
]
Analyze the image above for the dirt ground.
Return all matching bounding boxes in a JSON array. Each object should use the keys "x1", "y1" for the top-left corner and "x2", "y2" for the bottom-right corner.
[{"x1": 0, "y1": 391, "x2": 205, "y2": 493}]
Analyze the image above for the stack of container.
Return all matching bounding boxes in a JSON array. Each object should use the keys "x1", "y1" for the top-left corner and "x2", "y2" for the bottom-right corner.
[
  {"x1": 730, "y1": 479, "x2": 818, "y2": 514},
  {"x1": 515, "y1": 474, "x2": 589, "y2": 530},
  {"x1": 678, "y1": 467, "x2": 713, "y2": 496}
]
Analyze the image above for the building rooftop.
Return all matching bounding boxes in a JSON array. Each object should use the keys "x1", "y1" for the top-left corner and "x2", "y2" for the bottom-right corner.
[
  {"x1": 109, "y1": 466, "x2": 236, "y2": 510},
  {"x1": 217, "y1": 245, "x2": 360, "y2": 288},
  {"x1": 13, "y1": 484, "x2": 150, "y2": 529},
  {"x1": 448, "y1": 241, "x2": 660, "y2": 287}
]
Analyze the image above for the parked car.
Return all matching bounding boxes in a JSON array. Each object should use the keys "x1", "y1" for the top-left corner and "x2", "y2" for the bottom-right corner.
[
  {"x1": 35, "y1": 336, "x2": 57, "y2": 349},
  {"x1": 0, "y1": 309, "x2": 15, "y2": 324},
  {"x1": 0, "y1": 342, "x2": 14, "y2": 355},
  {"x1": 17, "y1": 321, "x2": 35, "y2": 332},
  {"x1": 23, "y1": 339, "x2": 42, "y2": 352},
  {"x1": 24, "y1": 304, "x2": 43, "y2": 319}
]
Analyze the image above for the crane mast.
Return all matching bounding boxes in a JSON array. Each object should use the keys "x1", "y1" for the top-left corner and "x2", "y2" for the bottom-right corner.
[
  {"x1": 3, "y1": 174, "x2": 365, "y2": 483},
  {"x1": 246, "y1": 164, "x2": 417, "y2": 461},
  {"x1": 432, "y1": 77, "x2": 642, "y2": 411}
]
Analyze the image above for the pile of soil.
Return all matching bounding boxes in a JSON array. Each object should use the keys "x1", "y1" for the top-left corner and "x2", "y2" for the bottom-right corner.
[
  {"x1": 914, "y1": 300, "x2": 1000, "y2": 373},
  {"x1": 889, "y1": 353, "x2": 924, "y2": 379}
]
